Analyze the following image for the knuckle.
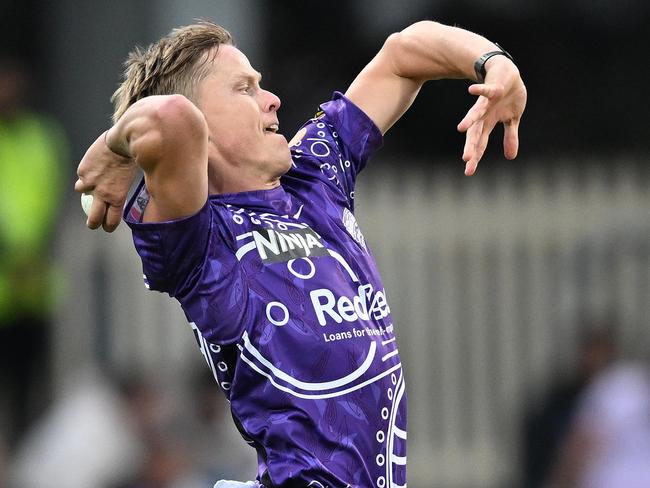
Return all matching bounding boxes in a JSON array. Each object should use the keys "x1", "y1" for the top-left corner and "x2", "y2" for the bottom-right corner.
[{"x1": 94, "y1": 189, "x2": 111, "y2": 203}]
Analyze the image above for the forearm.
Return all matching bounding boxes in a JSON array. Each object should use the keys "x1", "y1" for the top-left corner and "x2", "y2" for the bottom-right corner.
[
  {"x1": 100, "y1": 93, "x2": 208, "y2": 223},
  {"x1": 390, "y1": 21, "x2": 508, "y2": 82}
]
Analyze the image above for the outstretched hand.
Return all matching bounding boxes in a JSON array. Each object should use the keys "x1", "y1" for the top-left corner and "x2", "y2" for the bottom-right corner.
[
  {"x1": 457, "y1": 60, "x2": 527, "y2": 175},
  {"x1": 74, "y1": 131, "x2": 137, "y2": 232}
]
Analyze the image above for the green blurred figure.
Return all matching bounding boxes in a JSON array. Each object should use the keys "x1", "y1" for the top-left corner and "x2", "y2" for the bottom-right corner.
[{"x1": 0, "y1": 56, "x2": 67, "y2": 449}]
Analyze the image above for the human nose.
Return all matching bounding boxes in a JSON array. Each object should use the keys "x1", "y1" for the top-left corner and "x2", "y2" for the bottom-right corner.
[{"x1": 262, "y1": 89, "x2": 281, "y2": 112}]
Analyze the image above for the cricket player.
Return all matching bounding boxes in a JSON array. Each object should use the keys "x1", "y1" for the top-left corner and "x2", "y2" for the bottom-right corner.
[{"x1": 75, "y1": 19, "x2": 526, "y2": 488}]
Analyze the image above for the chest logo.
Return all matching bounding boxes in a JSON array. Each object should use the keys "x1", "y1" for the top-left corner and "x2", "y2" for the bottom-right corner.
[{"x1": 252, "y1": 227, "x2": 328, "y2": 263}]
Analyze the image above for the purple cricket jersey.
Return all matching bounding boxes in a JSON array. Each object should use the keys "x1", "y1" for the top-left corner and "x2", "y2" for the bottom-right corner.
[{"x1": 124, "y1": 93, "x2": 407, "y2": 488}]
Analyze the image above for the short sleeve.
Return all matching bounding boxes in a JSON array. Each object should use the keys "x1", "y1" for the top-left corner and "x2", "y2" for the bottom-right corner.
[
  {"x1": 574, "y1": 364, "x2": 650, "y2": 435},
  {"x1": 123, "y1": 179, "x2": 211, "y2": 297},
  {"x1": 284, "y1": 92, "x2": 383, "y2": 211}
]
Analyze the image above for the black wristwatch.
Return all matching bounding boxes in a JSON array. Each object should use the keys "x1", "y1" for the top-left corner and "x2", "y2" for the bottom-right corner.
[{"x1": 473, "y1": 43, "x2": 514, "y2": 83}]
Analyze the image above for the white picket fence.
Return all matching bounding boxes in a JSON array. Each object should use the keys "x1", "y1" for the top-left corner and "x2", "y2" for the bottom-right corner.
[{"x1": 55, "y1": 157, "x2": 650, "y2": 487}]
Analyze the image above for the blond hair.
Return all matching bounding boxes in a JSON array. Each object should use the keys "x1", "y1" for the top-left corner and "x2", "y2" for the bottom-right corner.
[{"x1": 111, "y1": 20, "x2": 233, "y2": 123}]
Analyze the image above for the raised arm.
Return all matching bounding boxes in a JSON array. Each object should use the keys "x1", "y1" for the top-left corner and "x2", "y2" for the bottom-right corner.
[
  {"x1": 345, "y1": 20, "x2": 527, "y2": 175},
  {"x1": 75, "y1": 94, "x2": 209, "y2": 230}
]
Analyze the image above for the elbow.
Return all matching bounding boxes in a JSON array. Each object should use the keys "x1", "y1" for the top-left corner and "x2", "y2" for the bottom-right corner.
[
  {"x1": 383, "y1": 31, "x2": 404, "y2": 59},
  {"x1": 130, "y1": 95, "x2": 207, "y2": 167},
  {"x1": 154, "y1": 94, "x2": 207, "y2": 143},
  {"x1": 382, "y1": 29, "x2": 424, "y2": 80},
  {"x1": 156, "y1": 94, "x2": 205, "y2": 128},
  {"x1": 385, "y1": 21, "x2": 444, "y2": 80},
  {"x1": 398, "y1": 20, "x2": 443, "y2": 41},
  {"x1": 380, "y1": 32, "x2": 407, "y2": 79}
]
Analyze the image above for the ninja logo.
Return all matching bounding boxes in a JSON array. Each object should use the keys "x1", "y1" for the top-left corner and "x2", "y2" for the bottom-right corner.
[{"x1": 253, "y1": 227, "x2": 328, "y2": 263}]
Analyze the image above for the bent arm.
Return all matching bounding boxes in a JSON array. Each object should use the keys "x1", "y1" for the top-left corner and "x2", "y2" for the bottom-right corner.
[
  {"x1": 345, "y1": 21, "x2": 526, "y2": 174},
  {"x1": 105, "y1": 94, "x2": 209, "y2": 222},
  {"x1": 346, "y1": 21, "x2": 509, "y2": 133}
]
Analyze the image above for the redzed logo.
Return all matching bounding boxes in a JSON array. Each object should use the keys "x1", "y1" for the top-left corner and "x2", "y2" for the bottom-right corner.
[{"x1": 310, "y1": 283, "x2": 391, "y2": 326}]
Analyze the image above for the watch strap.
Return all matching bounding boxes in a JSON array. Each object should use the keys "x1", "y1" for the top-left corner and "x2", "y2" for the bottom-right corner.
[{"x1": 473, "y1": 43, "x2": 514, "y2": 83}]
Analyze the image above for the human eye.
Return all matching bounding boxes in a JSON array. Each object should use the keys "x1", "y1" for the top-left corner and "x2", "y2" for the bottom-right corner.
[{"x1": 237, "y1": 82, "x2": 256, "y2": 95}]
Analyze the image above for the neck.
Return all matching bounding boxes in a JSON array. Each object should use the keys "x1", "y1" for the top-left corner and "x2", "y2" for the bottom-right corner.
[{"x1": 208, "y1": 164, "x2": 282, "y2": 195}]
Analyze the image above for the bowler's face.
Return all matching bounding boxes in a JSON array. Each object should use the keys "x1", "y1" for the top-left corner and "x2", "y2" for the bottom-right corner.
[{"x1": 196, "y1": 45, "x2": 292, "y2": 181}]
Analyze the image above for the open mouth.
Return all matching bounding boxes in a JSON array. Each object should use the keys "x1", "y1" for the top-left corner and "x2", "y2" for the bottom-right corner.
[{"x1": 265, "y1": 123, "x2": 279, "y2": 134}]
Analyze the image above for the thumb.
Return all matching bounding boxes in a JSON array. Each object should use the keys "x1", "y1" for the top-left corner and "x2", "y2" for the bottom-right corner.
[{"x1": 468, "y1": 83, "x2": 504, "y2": 100}]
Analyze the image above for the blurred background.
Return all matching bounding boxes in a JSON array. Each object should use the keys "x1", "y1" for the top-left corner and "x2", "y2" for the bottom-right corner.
[{"x1": 1, "y1": 0, "x2": 649, "y2": 487}]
